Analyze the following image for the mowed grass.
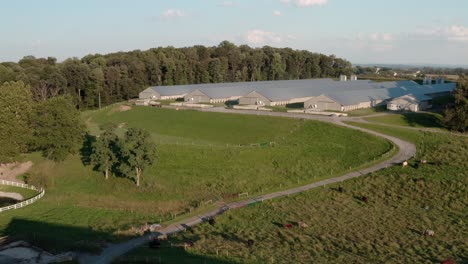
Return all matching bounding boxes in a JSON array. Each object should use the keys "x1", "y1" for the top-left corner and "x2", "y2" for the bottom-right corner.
[
  {"x1": 119, "y1": 123, "x2": 467, "y2": 263},
  {"x1": 364, "y1": 112, "x2": 446, "y2": 130},
  {"x1": 0, "y1": 105, "x2": 393, "y2": 253},
  {"x1": 84, "y1": 105, "x2": 301, "y2": 145}
]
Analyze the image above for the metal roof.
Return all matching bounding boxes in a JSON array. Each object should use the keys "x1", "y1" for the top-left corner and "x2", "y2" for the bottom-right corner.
[{"x1": 146, "y1": 79, "x2": 455, "y2": 106}]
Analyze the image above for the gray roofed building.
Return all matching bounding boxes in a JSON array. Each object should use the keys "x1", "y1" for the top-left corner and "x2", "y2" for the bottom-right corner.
[{"x1": 139, "y1": 77, "x2": 455, "y2": 112}]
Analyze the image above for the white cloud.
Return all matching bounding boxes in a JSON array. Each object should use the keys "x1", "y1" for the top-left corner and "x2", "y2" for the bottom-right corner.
[
  {"x1": 294, "y1": 0, "x2": 328, "y2": 7},
  {"x1": 433, "y1": 25, "x2": 468, "y2": 41},
  {"x1": 161, "y1": 9, "x2": 185, "y2": 19},
  {"x1": 273, "y1": 10, "x2": 282, "y2": 16},
  {"x1": 219, "y1": 1, "x2": 235, "y2": 7},
  {"x1": 350, "y1": 32, "x2": 395, "y2": 52},
  {"x1": 412, "y1": 25, "x2": 468, "y2": 42},
  {"x1": 448, "y1": 25, "x2": 468, "y2": 41},
  {"x1": 245, "y1": 29, "x2": 283, "y2": 45}
]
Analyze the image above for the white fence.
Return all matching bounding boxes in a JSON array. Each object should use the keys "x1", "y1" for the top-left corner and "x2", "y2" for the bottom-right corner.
[{"x1": 0, "y1": 180, "x2": 45, "y2": 213}]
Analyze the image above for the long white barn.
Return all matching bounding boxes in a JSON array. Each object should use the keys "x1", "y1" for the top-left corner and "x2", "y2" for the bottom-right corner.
[{"x1": 138, "y1": 78, "x2": 455, "y2": 112}]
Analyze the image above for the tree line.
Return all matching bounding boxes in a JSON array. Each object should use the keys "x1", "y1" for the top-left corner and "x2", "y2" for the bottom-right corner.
[
  {"x1": 0, "y1": 41, "x2": 353, "y2": 109},
  {"x1": 0, "y1": 81, "x2": 84, "y2": 162},
  {"x1": 0, "y1": 81, "x2": 156, "y2": 186}
]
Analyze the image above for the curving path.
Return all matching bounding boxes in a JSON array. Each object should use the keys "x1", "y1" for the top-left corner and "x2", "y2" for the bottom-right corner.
[{"x1": 79, "y1": 109, "x2": 417, "y2": 264}]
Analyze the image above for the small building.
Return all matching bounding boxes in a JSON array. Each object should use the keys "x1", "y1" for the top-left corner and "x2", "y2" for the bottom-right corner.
[
  {"x1": 387, "y1": 94, "x2": 431, "y2": 112},
  {"x1": 238, "y1": 91, "x2": 271, "y2": 106}
]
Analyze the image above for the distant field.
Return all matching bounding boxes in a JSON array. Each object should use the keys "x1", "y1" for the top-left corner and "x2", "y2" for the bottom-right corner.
[
  {"x1": 0, "y1": 105, "x2": 392, "y2": 253},
  {"x1": 364, "y1": 112, "x2": 446, "y2": 129},
  {"x1": 118, "y1": 123, "x2": 467, "y2": 263}
]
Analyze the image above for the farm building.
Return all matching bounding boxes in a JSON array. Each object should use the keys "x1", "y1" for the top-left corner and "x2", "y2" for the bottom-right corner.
[
  {"x1": 184, "y1": 89, "x2": 211, "y2": 103},
  {"x1": 238, "y1": 91, "x2": 271, "y2": 106},
  {"x1": 304, "y1": 94, "x2": 342, "y2": 111},
  {"x1": 387, "y1": 94, "x2": 432, "y2": 112},
  {"x1": 139, "y1": 78, "x2": 455, "y2": 112}
]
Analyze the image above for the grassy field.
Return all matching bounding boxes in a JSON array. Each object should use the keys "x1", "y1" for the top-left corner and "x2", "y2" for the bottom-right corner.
[
  {"x1": 364, "y1": 112, "x2": 446, "y2": 129},
  {"x1": 118, "y1": 123, "x2": 467, "y2": 263},
  {"x1": 0, "y1": 104, "x2": 393, "y2": 253}
]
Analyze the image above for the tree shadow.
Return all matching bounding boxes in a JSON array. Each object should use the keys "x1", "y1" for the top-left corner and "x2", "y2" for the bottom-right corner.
[
  {"x1": 402, "y1": 113, "x2": 444, "y2": 128},
  {"x1": 4, "y1": 218, "x2": 127, "y2": 254},
  {"x1": 80, "y1": 133, "x2": 96, "y2": 166},
  {"x1": 4, "y1": 218, "x2": 239, "y2": 263}
]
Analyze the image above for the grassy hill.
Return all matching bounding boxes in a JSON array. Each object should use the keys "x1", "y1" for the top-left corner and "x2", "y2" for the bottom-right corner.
[
  {"x1": 0, "y1": 104, "x2": 392, "y2": 253},
  {"x1": 117, "y1": 122, "x2": 467, "y2": 263},
  {"x1": 364, "y1": 112, "x2": 446, "y2": 130}
]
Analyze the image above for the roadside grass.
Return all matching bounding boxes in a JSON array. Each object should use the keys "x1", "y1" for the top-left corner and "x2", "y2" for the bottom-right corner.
[
  {"x1": 347, "y1": 105, "x2": 387, "y2": 116},
  {"x1": 119, "y1": 123, "x2": 468, "y2": 263},
  {"x1": 364, "y1": 112, "x2": 446, "y2": 130},
  {"x1": 265, "y1": 106, "x2": 289, "y2": 112},
  {"x1": 0, "y1": 105, "x2": 393, "y2": 253}
]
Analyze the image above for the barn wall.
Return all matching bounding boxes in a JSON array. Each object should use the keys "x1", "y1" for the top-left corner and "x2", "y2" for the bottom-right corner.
[
  {"x1": 184, "y1": 90, "x2": 211, "y2": 103},
  {"x1": 386, "y1": 97, "x2": 421, "y2": 112},
  {"x1": 238, "y1": 91, "x2": 271, "y2": 106},
  {"x1": 185, "y1": 94, "x2": 211, "y2": 103},
  {"x1": 304, "y1": 95, "x2": 342, "y2": 111}
]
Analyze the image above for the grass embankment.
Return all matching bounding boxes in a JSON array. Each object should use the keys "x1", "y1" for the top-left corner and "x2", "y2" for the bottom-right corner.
[
  {"x1": 118, "y1": 123, "x2": 467, "y2": 263},
  {"x1": 0, "y1": 185, "x2": 38, "y2": 200},
  {"x1": 0, "y1": 186, "x2": 38, "y2": 207},
  {"x1": 0, "y1": 105, "x2": 392, "y2": 253},
  {"x1": 347, "y1": 105, "x2": 387, "y2": 116},
  {"x1": 364, "y1": 112, "x2": 446, "y2": 130}
]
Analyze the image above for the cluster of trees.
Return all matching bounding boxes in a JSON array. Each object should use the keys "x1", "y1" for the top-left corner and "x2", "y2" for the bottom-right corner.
[
  {"x1": 444, "y1": 75, "x2": 468, "y2": 132},
  {"x1": 0, "y1": 41, "x2": 353, "y2": 109},
  {"x1": 422, "y1": 67, "x2": 468, "y2": 76},
  {"x1": 90, "y1": 127, "x2": 156, "y2": 186},
  {"x1": 0, "y1": 81, "x2": 85, "y2": 162}
]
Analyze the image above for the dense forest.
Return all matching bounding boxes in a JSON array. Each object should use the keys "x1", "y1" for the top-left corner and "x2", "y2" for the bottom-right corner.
[{"x1": 0, "y1": 41, "x2": 352, "y2": 109}]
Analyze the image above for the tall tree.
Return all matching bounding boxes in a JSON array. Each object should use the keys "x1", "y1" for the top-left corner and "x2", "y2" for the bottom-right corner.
[
  {"x1": 61, "y1": 58, "x2": 90, "y2": 107},
  {"x1": 31, "y1": 96, "x2": 85, "y2": 161},
  {"x1": 0, "y1": 81, "x2": 33, "y2": 162},
  {"x1": 2, "y1": 42, "x2": 353, "y2": 108},
  {"x1": 444, "y1": 75, "x2": 468, "y2": 132},
  {"x1": 119, "y1": 128, "x2": 157, "y2": 187},
  {"x1": 91, "y1": 128, "x2": 119, "y2": 180}
]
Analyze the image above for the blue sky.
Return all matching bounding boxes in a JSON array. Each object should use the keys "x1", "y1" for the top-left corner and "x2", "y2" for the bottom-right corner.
[{"x1": 1, "y1": 0, "x2": 468, "y2": 65}]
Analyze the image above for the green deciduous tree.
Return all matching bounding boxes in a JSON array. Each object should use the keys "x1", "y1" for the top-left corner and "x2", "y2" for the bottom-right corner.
[
  {"x1": 31, "y1": 96, "x2": 85, "y2": 161},
  {"x1": 444, "y1": 75, "x2": 468, "y2": 132},
  {"x1": 90, "y1": 128, "x2": 119, "y2": 180},
  {"x1": 119, "y1": 128, "x2": 157, "y2": 187},
  {"x1": 1, "y1": 42, "x2": 353, "y2": 109},
  {"x1": 0, "y1": 81, "x2": 33, "y2": 162}
]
